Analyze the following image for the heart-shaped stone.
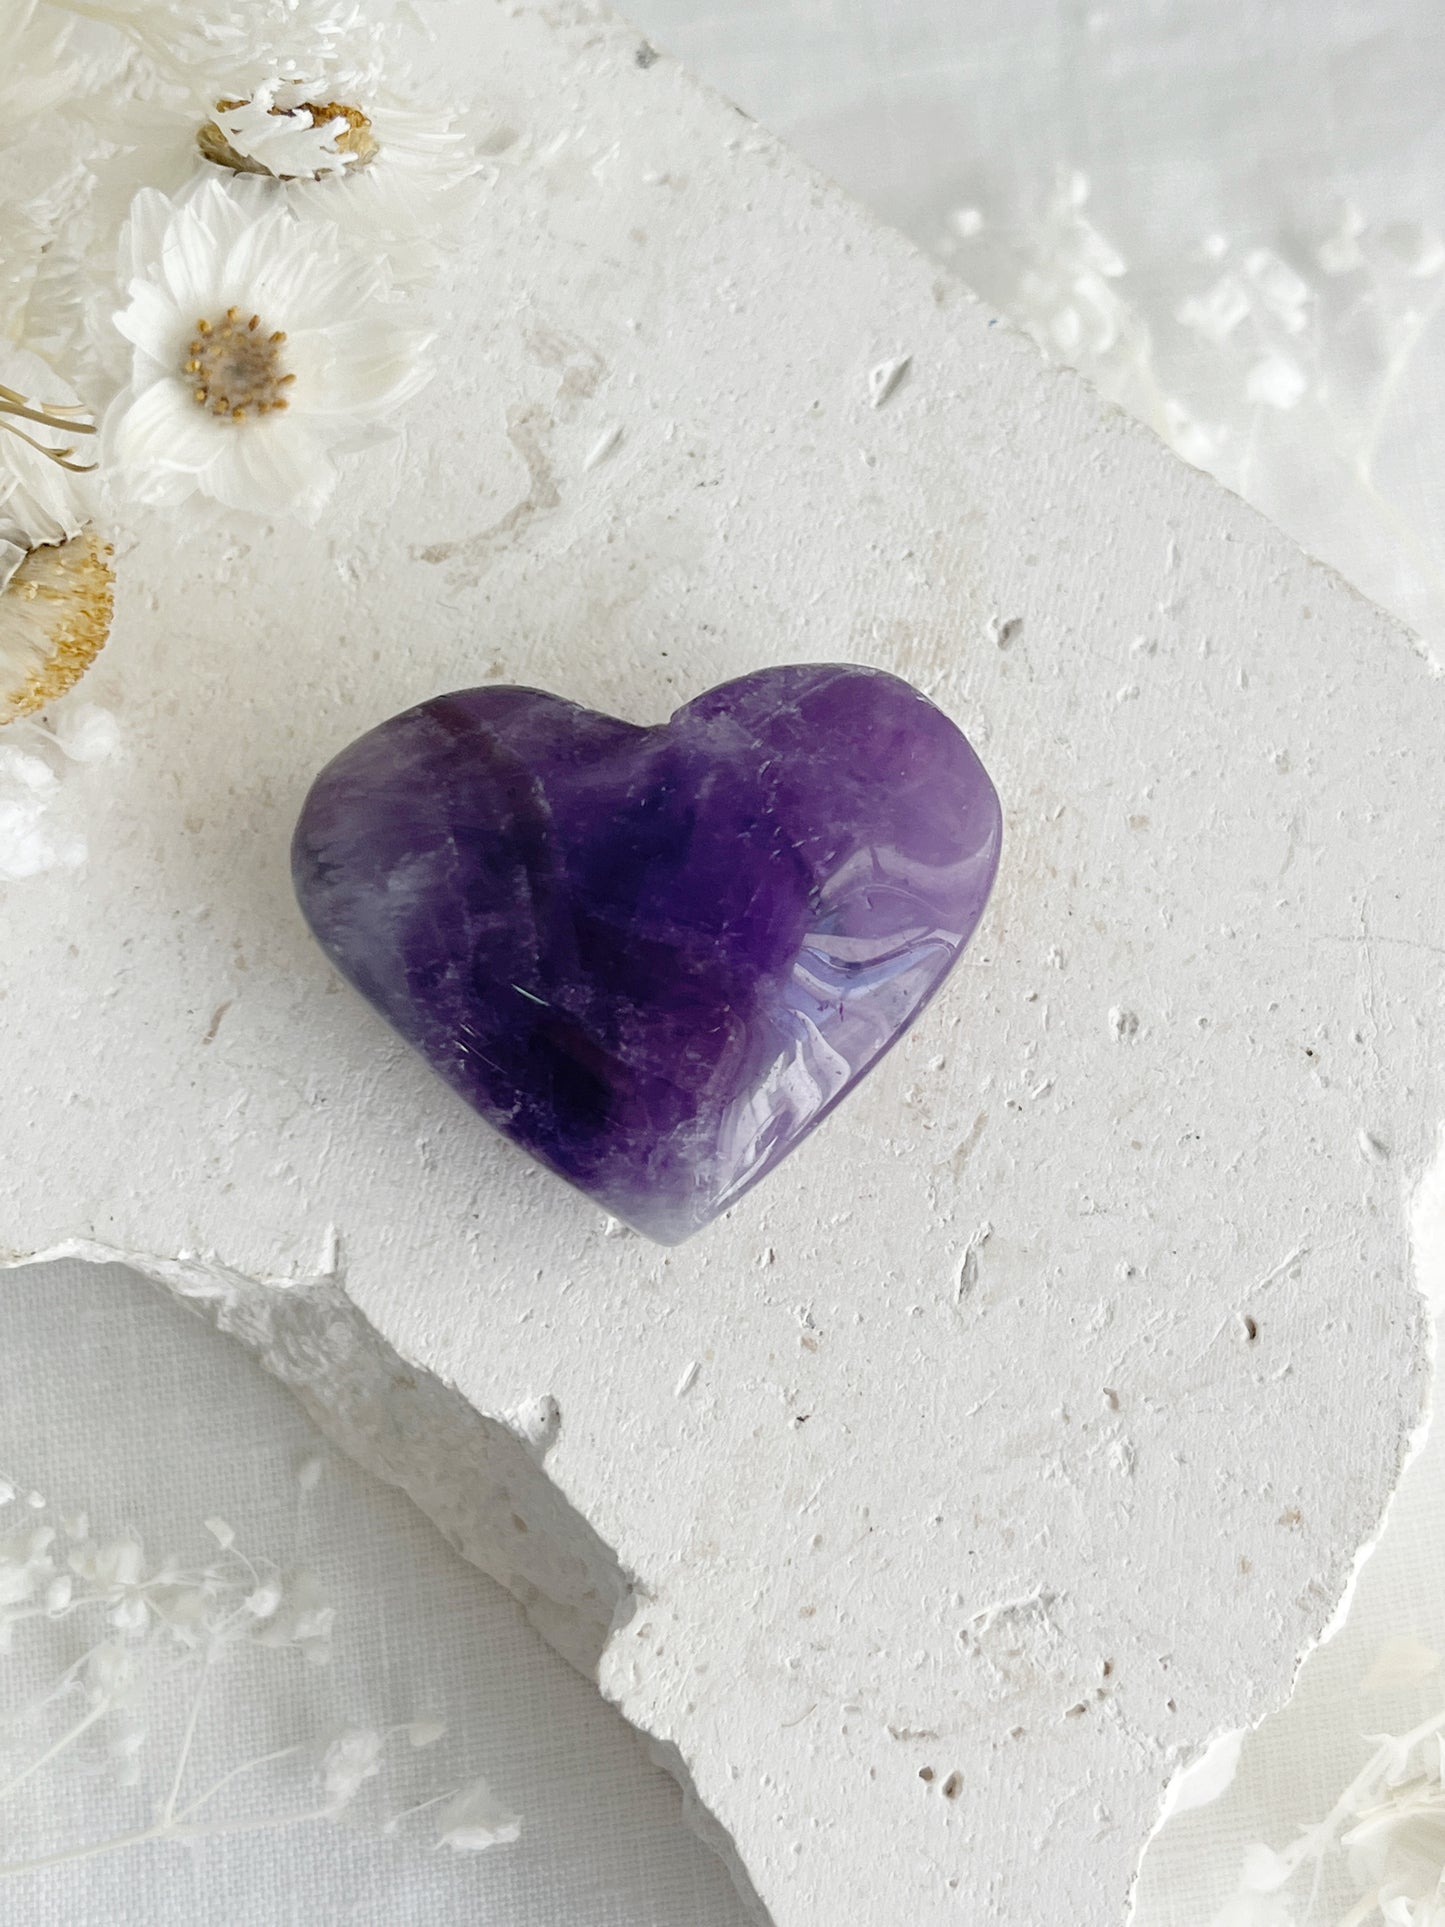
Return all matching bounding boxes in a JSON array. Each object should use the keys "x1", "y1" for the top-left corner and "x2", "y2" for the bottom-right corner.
[{"x1": 292, "y1": 664, "x2": 1001, "y2": 1243}]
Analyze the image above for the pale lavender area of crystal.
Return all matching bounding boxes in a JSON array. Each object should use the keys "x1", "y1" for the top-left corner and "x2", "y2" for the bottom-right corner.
[{"x1": 292, "y1": 664, "x2": 1002, "y2": 1243}]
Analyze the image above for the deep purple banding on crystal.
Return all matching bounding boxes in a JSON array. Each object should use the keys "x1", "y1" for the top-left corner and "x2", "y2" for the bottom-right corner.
[{"x1": 292, "y1": 664, "x2": 1002, "y2": 1243}]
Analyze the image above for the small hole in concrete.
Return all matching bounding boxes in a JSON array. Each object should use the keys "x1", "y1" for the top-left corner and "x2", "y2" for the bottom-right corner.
[{"x1": 942, "y1": 1771, "x2": 963, "y2": 1800}]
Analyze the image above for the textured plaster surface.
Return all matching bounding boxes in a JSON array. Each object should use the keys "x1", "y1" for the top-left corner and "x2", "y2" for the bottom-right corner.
[{"x1": 2, "y1": 2, "x2": 1442, "y2": 1921}]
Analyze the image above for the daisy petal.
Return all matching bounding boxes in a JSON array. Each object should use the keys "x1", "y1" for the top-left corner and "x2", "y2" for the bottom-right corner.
[
  {"x1": 159, "y1": 177, "x2": 274, "y2": 315},
  {"x1": 244, "y1": 417, "x2": 336, "y2": 520},
  {"x1": 260, "y1": 242, "x2": 387, "y2": 334},
  {"x1": 113, "y1": 279, "x2": 183, "y2": 361},
  {"x1": 298, "y1": 324, "x2": 434, "y2": 419},
  {"x1": 221, "y1": 199, "x2": 307, "y2": 314},
  {"x1": 118, "y1": 188, "x2": 175, "y2": 285},
  {"x1": 106, "y1": 378, "x2": 224, "y2": 480}
]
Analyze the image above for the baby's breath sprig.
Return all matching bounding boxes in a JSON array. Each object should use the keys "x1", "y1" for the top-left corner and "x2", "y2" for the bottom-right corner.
[{"x1": 0, "y1": 1474, "x2": 519, "y2": 1876}]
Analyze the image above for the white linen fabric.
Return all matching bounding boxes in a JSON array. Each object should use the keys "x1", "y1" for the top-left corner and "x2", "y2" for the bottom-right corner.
[{"x1": 0, "y1": 1258, "x2": 751, "y2": 1926}]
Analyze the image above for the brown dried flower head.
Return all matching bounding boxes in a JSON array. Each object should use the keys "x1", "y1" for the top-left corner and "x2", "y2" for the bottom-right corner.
[{"x1": 197, "y1": 97, "x2": 379, "y2": 180}]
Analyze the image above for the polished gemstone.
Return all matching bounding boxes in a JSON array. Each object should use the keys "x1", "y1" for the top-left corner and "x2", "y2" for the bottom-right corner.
[{"x1": 291, "y1": 664, "x2": 1002, "y2": 1243}]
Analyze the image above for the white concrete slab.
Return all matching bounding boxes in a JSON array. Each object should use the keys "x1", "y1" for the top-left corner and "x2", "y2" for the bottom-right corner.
[{"x1": 4, "y1": 3, "x2": 1442, "y2": 1921}]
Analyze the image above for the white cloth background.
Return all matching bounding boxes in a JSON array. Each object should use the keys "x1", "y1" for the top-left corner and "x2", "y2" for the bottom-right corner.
[
  {"x1": 8, "y1": 4, "x2": 1444, "y2": 1924},
  {"x1": 0, "y1": 1259, "x2": 750, "y2": 1926}
]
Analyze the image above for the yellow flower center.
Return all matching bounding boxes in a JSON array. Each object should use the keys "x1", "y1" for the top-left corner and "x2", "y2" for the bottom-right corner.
[
  {"x1": 183, "y1": 309, "x2": 294, "y2": 423},
  {"x1": 0, "y1": 531, "x2": 114, "y2": 724}
]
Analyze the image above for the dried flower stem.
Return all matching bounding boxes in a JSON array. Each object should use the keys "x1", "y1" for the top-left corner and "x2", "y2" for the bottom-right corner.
[
  {"x1": 1355, "y1": 275, "x2": 1445, "y2": 487},
  {"x1": 160, "y1": 1656, "x2": 210, "y2": 1826},
  {"x1": 0, "y1": 387, "x2": 96, "y2": 474},
  {"x1": 0, "y1": 1706, "x2": 111, "y2": 1804},
  {"x1": 0, "y1": 1801, "x2": 345, "y2": 1879},
  {"x1": 0, "y1": 387, "x2": 94, "y2": 435},
  {"x1": 173, "y1": 1742, "x2": 306, "y2": 1823},
  {"x1": 386, "y1": 1789, "x2": 454, "y2": 1826}
]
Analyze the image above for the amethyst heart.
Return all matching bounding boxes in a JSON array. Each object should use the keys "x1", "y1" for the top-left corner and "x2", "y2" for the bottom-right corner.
[{"x1": 292, "y1": 664, "x2": 1001, "y2": 1243}]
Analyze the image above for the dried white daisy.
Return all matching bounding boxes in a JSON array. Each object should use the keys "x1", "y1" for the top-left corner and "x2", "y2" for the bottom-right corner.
[
  {"x1": 82, "y1": 76, "x2": 479, "y2": 292},
  {"x1": 105, "y1": 174, "x2": 431, "y2": 519},
  {"x1": 196, "y1": 80, "x2": 379, "y2": 181},
  {"x1": 0, "y1": 532, "x2": 114, "y2": 726},
  {"x1": 0, "y1": 344, "x2": 109, "y2": 726}
]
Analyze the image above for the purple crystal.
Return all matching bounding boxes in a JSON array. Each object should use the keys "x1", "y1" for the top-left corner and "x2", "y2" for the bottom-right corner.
[{"x1": 292, "y1": 664, "x2": 1001, "y2": 1243}]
